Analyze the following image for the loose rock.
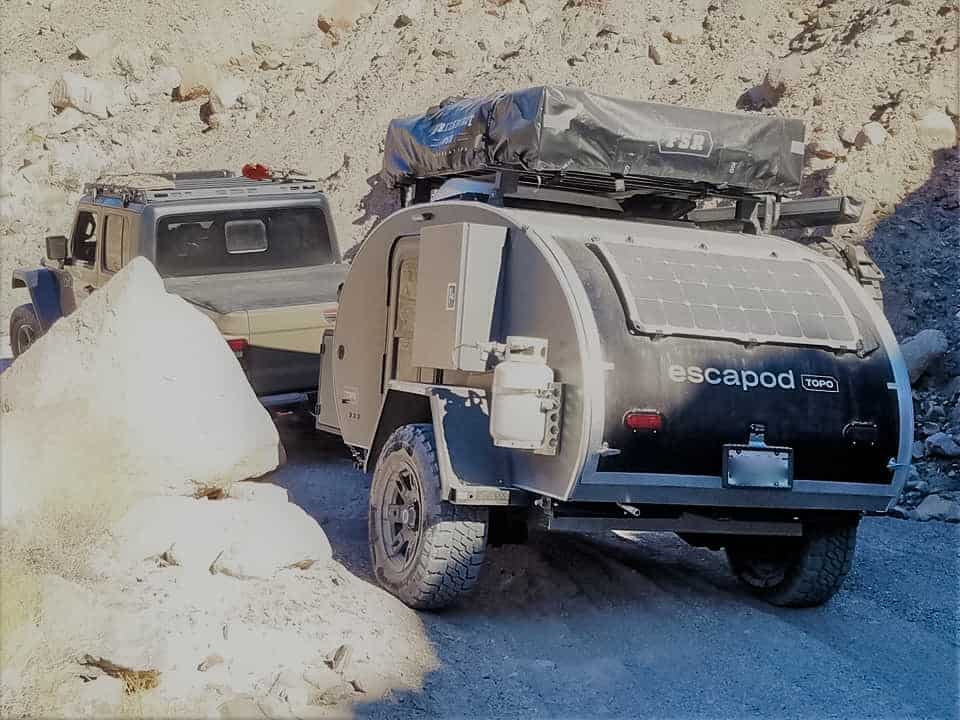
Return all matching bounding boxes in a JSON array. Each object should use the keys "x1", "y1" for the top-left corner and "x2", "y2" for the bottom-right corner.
[
  {"x1": 50, "y1": 72, "x2": 109, "y2": 119},
  {"x1": 925, "y1": 432, "x2": 960, "y2": 458},
  {"x1": 394, "y1": 14, "x2": 413, "y2": 28},
  {"x1": 916, "y1": 110, "x2": 957, "y2": 149},
  {"x1": 914, "y1": 493, "x2": 960, "y2": 522},
  {"x1": 176, "y1": 62, "x2": 217, "y2": 101},
  {"x1": 900, "y1": 329, "x2": 949, "y2": 383},
  {"x1": 73, "y1": 31, "x2": 115, "y2": 61},
  {"x1": 855, "y1": 122, "x2": 888, "y2": 149}
]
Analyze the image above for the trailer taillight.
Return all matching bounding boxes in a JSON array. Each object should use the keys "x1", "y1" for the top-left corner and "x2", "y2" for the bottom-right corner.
[
  {"x1": 227, "y1": 338, "x2": 248, "y2": 357},
  {"x1": 624, "y1": 410, "x2": 663, "y2": 433}
]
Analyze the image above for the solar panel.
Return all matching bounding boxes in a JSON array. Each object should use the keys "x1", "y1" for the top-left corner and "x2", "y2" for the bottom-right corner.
[{"x1": 594, "y1": 241, "x2": 862, "y2": 351}]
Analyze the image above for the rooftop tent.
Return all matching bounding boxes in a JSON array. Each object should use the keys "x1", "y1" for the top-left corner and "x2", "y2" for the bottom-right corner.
[{"x1": 382, "y1": 86, "x2": 806, "y2": 197}]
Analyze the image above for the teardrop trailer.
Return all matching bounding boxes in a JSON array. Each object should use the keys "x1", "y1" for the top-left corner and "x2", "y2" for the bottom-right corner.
[{"x1": 311, "y1": 87, "x2": 913, "y2": 610}]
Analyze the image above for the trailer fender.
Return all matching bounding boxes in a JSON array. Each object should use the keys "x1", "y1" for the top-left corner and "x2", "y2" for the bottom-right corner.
[
  {"x1": 11, "y1": 268, "x2": 65, "y2": 331},
  {"x1": 367, "y1": 384, "x2": 517, "y2": 506}
]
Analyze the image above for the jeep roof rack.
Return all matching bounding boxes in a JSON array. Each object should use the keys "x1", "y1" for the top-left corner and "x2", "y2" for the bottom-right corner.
[{"x1": 84, "y1": 171, "x2": 322, "y2": 206}]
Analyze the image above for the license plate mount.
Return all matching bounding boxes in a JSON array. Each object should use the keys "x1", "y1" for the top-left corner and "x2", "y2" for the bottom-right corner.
[{"x1": 723, "y1": 445, "x2": 794, "y2": 490}]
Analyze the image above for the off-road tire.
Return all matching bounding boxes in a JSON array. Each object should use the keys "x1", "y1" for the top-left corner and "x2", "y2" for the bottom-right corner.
[
  {"x1": 725, "y1": 518, "x2": 859, "y2": 608},
  {"x1": 369, "y1": 423, "x2": 488, "y2": 610},
  {"x1": 9, "y1": 304, "x2": 41, "y2": 358},
  {"x1": 809, "y1": 238, "x2": 884, "y2": 310}
]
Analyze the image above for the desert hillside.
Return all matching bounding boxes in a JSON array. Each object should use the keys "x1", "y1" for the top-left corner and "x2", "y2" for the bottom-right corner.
[{"x1": 1, "y1": 0, "x2": 956, "y2": 315}]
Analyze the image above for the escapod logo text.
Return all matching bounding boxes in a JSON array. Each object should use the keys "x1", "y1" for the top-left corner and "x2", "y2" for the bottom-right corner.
[{"x1": 668, "y1": 366, "x2": 840, "y2": 393}]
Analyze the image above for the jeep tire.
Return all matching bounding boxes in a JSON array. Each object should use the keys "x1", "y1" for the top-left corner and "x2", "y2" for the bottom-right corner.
[
  {"x1": 10, "y1": 304, "x2": 41, "y2": 358},
  {"x1": 369, "y1": 423, "x2": 488, "y2": 610},
  {"x1": 725, "y1": 517, "x2": 859, "y2": 608}
]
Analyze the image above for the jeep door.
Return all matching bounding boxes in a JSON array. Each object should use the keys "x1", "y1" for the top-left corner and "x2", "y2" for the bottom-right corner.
[{"x1": 67, "y1": 207, "x2": 101, "y2": 307}]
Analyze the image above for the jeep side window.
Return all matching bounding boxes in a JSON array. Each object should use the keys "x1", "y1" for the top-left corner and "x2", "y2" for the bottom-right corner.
[
  {"x1": 72, "y1": 211, "x2": 98, "y2": 265},
  {"x1": 103, "y1": 214, "x2": 124, "y2": 272}
]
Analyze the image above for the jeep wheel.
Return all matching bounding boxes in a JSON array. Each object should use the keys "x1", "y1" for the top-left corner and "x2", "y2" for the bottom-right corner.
[
  {"x1": 369, "y1": 423, "x2": 488, "y2": 610},
  {"x1": 9, "y1": 304, "x2": 41, "y2": 358},
  {"x1": 725, "y1": 517, "x2": 859, "y2": 608}
]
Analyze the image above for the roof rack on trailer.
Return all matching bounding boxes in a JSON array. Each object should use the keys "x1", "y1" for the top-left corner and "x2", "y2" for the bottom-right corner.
[{"x1": 84, "y1": 172, "x2": 322, "y2": 206}]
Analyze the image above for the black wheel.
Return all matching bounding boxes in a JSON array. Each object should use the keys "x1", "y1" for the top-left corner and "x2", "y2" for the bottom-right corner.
[
  {"x1": 369, "y1": 423, "x2": 488, "y2": 610},
  {"x1": 9, "y1": 304, "x2": 41, "y2": 358},
  {"x1": 725, "y1": 517, "x2": 859, "y2": 608}
]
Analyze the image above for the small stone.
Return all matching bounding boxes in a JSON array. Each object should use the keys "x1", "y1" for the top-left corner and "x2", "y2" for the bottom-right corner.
[
  {"x1": 349, "y1": 679, "x2": 366, "y2": 693},
  {"x1": 810, "y1": 136, "x2": 846, "y2": 159},
  {"x1": 855, "y1": 122, "x2": 888, "y2": 148},
  {"x1": 176, "y1": 62, "x2": 216, "y2": 101},
  {"x1": 328, "y1": 644, "x2": 353, "y2": 675},
  {"x1": 648, "y1": 44, "x2": 664, "y2": 65},
  {"x1": 499, "y1": 46, "x2": 521, "y2": 60},
  {"x1": 317, "y1": 16, "x2": 335, "y2": 33},
  {"x1": 197, "y1": 653, "x2": 224, "y2": 672},
  {"x1": 916, "y1": 110, "x2": 957, "y2": 149},
  {"x1": 394, "y1": 14, "x2": 413, "y2": 28},
  {"x1": 663, "y1": 20, "x2": 702, "y2": 44},
  {"x1": 73, "y1": 31, "x2": 115, "y2": 61},
  {"x1": 920, "y1": 421, "x2": 942, "y2": 437},
  {"x1": 926, "y1": 432, "x2": 960, "y2": 458},
  {"x1": 260, "y1": 52, "x2": 284, "y2": 70},
  {"x1": 839, "y1": 125, "x2": 860, "y2": 145},
  {"x1": 911, "y1": 440, "x2": 926, "y2": 460},
  {"x1": 597, "y1": 23, "x2": 619, "y2": 37},
  {"x1": 209, "y1": 76, "x2": 245, "y2": 114}
]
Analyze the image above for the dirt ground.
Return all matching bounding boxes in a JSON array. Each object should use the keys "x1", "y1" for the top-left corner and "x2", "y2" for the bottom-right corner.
[{"x1": 275, "y1": 420, "x2": 959, "y2": 720}]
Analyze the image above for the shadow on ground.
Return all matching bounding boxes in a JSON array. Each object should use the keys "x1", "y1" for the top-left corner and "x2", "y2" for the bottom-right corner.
[{"x1": 273, "y1": 420, "x2": 958, "y2": 720}]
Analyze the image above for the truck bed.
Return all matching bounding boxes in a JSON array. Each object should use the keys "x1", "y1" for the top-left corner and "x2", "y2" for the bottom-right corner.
[{"x1": 163, "y1": 264, "x2": 346, "y2": 314}]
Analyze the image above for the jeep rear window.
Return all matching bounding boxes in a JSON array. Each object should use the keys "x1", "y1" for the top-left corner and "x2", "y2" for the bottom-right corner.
[{"x1": 155, "y1": 207, "x2": 333, "y2": 277}]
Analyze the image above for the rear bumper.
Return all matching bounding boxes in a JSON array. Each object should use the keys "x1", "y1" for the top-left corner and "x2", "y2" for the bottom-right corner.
[
  {"x1": 571, "y1": 473, "x2": 897, "y2": 512},
  {"x1": 242, "y1": 345, "x2": 321, "y2": 397}
]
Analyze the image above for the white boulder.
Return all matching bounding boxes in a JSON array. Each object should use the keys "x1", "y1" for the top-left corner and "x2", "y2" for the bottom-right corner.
[
  {"x1": 107, "y1": 495, "x2": 331, "y2": 578},
  {"x1": 0, "y1": 258, "x2": 281, "y2": 525},
  {"x1": 229, "y1": 482, "x2": 289, "y2": 504}
]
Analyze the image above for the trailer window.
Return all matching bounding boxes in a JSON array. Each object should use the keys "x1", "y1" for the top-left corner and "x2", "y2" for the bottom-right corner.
[{"x1": 155, "y1": 207, "x2": 333, "y2": 277}]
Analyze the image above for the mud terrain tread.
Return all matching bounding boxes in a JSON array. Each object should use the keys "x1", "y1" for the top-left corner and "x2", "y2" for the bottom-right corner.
[
  {"x1": 371, "y1": 424, "x2": 488, "y2": 610},
  {"x1": 727, "y1": 521, "x2": 858, "y2": 608},
  {"x1": 9, "y1": 303, "x2": 41, "y2": 358}
]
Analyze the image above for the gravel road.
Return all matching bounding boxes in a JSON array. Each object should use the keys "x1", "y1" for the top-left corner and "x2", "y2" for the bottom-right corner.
[{"x1": 277, "y1": 422, "x2": 959, "y2": 720}]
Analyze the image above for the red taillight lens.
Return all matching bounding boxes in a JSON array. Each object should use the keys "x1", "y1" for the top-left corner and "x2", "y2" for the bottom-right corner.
[
  {"x1": 624, "y1": 410, "x2": 663, "y2": 433},
  {"x1": 227, "y1": 338, "x2": 248, "y2": 357}
]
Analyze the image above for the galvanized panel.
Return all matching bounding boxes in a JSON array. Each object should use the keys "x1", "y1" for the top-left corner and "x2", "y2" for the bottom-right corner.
[
  {"x1": 594, "y1": 240, "x2": 862, "y2": 351},
  {"x1": 411, "y1": 223, "x2": 506, "y2": 372}
]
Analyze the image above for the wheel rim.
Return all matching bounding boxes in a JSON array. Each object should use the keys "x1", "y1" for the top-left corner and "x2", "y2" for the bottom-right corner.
[
  {"x1": 379, "y1": 459, "x2": 423, "y2": 573},
  {"x1": 15, "y1": 323, "x2": 35, "y2": 355}
]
